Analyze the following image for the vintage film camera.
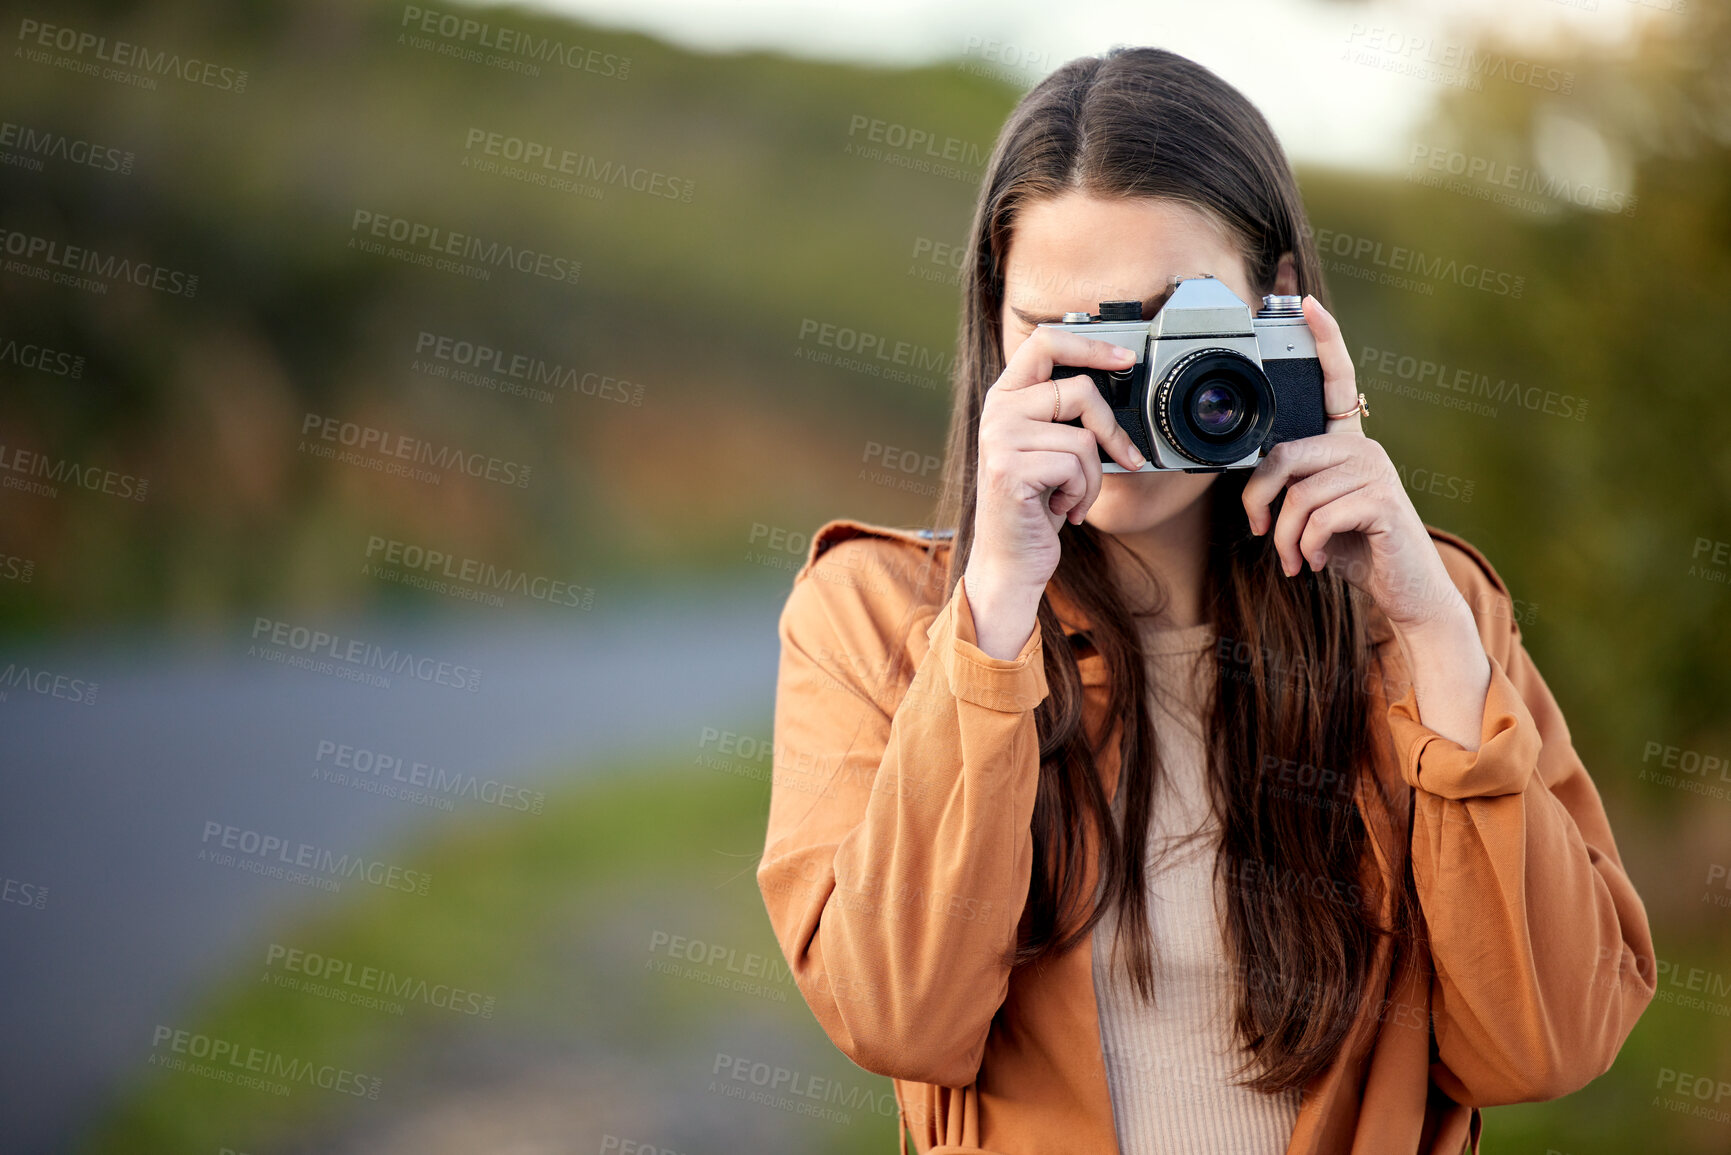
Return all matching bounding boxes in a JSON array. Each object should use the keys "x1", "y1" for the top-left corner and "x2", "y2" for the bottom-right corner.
[{"x1": 1043, "y1": 275, "x2": 1327, "y2": 472}]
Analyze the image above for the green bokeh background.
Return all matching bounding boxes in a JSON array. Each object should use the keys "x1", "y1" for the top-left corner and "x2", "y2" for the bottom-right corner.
[{"x1": 2, "y1": 0, "x2": 1729, "y2": 1151}]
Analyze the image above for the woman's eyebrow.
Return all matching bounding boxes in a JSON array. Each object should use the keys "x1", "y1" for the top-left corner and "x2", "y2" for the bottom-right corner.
[{"x1": 1008, "y1": 284, "x2": 1178, "y2": 327}]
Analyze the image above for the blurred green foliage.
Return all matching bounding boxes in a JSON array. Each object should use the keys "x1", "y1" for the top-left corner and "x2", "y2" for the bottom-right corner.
[
  {"x1": 81, "y1": 750, "x2": 911, "y2": 1154},
  {"x1": 3, "y1": 0, "x2": 1730, "y2": 1151}
]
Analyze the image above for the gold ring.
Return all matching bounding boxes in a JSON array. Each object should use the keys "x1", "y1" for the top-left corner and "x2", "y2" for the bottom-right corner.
[
  {"x1": 1326, "y1": 392, "x2": 1369, "y2": 421},
  {"x1": 1052, "y1": 379, "x2": 1062, "y2": 422}
]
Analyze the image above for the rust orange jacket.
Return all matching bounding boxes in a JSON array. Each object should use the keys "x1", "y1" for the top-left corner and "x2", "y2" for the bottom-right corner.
[{"x1": 756, "y1": 518, "x2": 1656, "y2": 1155}]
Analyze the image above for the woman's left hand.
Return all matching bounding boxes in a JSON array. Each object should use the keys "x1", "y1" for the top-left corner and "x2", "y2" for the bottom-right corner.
[{"x1": 1239, "y1": 295, "x2": 1491, "y2": 745}]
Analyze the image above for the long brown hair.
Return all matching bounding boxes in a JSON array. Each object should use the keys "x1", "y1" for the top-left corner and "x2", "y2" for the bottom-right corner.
[{"x1": 928, "y1": 47, "x2": 1421, "y2": 1094}]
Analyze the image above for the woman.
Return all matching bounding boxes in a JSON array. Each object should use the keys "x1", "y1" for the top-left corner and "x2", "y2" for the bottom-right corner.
[{"x1": 756, "y1": 47, "x2": 1654, "y2": 1155}]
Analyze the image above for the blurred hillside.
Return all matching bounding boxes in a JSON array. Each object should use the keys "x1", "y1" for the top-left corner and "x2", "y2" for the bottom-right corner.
[
  {"x1": 0, "y1": 1, "x2": 1722, "y2": 619},
  {"x1": 4, "y1": 1, "x2": 1731, "y2": 1152},
  {"x1": 0, "y1": 1, "x2": 1726, "y2": 776},
  {"x1": 3, "y1": 0, "x2": 1728, "y2": 751},
  {"x1": 0, "y1": 0, "x2": 996, "y2": 629}
]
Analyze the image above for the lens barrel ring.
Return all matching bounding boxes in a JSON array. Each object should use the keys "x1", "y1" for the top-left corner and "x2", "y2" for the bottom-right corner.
[{"x1": 1152, "y1": 346, "x2": 1277, "y2": 466}]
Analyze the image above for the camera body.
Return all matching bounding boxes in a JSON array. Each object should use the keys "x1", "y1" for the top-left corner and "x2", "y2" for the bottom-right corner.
[{"x1": 1041, "y1": 275, "x2": 1327, "y2": 472}]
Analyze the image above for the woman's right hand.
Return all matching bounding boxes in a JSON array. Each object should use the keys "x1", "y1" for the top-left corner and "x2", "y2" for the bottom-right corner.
[{"x1": 962, "y1": 328, "x2": 1148, "y2": 659}]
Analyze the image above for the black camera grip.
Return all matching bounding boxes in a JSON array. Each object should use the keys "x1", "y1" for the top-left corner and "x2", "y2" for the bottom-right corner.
[
  {"x1": 1052, "y1": 364, "x2": 1152, "y2": 463},
  {"x1": 1262, "y1": 357, "x2": 1327, "y2": 450}
]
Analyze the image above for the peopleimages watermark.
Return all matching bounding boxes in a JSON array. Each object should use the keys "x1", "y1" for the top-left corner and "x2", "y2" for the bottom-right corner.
[
  {"x1": 795, "y1": 317, "x2": 951, "y2": 390},
  {"x1": 599, "y1": 1136, "x2": 688, "y2": 1155},
  {"x1": 0, "y1": 333, "x2": 84, "y2": 378},
  {"x1": 647, "y1": 929, "x2": 792, "y2": 1004},
  {"x1": 312, "y1": 737, "x2": 547, "y2": 814},
  {"x1": 362, "y1": 535, "x2": 596, "y2": 611},
  {"x1": 907, "y1": 235, "x2": 965, "y2": 288},
  {"x1": 15, "y1": 17, "x2": 249, "y2": 93},
  {"x1": 1358, "y1": 344, "x2": 1587, "y2": 422},
  {"x1": 1311, "y1": 226, "x2": 1524, "y2": 298},
  {"x1": 299, "y1": 411, "x2": 532, "y2": 489},
  {"x1": 744, "y1": 522, "x2": 821, "y2": 573},
  {"x1": 1341, "y1": 24, "x2": 1574, "y2": 94},
  {"x1": 1617, "y1": 948, "x2": 1731, "y2": 1019},
  {"x1": 844, "y1": 114, "x2": 986, "y2": 185},
  {"x1": 698, "y1": 724, "x2": 926, "y2": 808},
  {"x1": 1705, "y1": 862, "x2": 1731, "y2": 911},
  {"x1": 0, "y1": 551, "x2": 34, "y2": 584},
  {"x1": 412, "y1": 329, "x2": 645, "y2": 407},
  {"x1": 696, "y1": 724, "x2": 776, "y2": 780},
  {"x1": 1406, "y1": 144, "x2": 1637, "y2": 217},
  {"x1": 396, "y1": 5, "x2": 630, "y2": 80},
  {"x1": 1652, "y1": 1066, "x2": 1731, "y2": 1125},
  {"x1": 246, "y1": 617, "x2": 484, "y2": 692},
  {"x1": 956, "y1": 34, "x2": 1055, "y2": 86},
  {"x1": 0, "y1": 441, "x2": 147, "y2": 501},
  {"x1": 348, "y1": 209, "x2": 581, "y2": 285},
  {"x1": 263, "y1": 941, "x2": 497, "y2": 1018},
  {"x1": 0, "y1": 659, "x2": 98, "y2": 706},
  {"x1": 1396, "y1": 460, "x2": 1474, "y2": 504},
  {"x1": 461, "y1": 128, "x2": 694, "y2": 203},
  {"x1": 1690, "y1": 536, "x2": 1730, "y2": 590},
  {"x1": 0, "y1": 225, "x2": 198, "y2": 298},
  {"x1": 0, "y1": 119, "x2": 133, "y2": 176},
  {"x1": 709, "y1": 1051, "x2": 899, "y2": 1126},
  {"x1": 860, "y1": 439, "x2": 939, "y2": 499},
  {"x1": 1639, "y1": 738, "x2": 1731, "y2": 803},
  {"x1": 148, "y1": 1025, "x2": 380, "y2": 1100},
  {"x1": 700, "y1": 714, "x2": 934, "y2": 801},
  {"x1": 198, "y1": 819, "x2": 432, "y2": 896},
  {"x1": 2, "y1": 873, "x2": 49, "y2": 910}
]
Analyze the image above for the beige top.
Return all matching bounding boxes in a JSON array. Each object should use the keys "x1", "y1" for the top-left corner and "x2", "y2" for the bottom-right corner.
[{"x1": 1090, "y1": 617, "x2": 1302, "y2": 1154}]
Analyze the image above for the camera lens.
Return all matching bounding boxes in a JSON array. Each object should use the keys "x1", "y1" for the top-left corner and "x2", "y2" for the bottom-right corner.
[
  {"x1": 1151, "y1": 347, "x2": 1276, "y2": 466},
  {"x1": 1190, "y1": 384, "x2": 1243, "y2": 438}
]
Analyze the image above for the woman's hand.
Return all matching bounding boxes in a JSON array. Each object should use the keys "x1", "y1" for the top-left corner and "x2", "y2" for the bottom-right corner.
[
  {"x1": 1240, "y1": 295, "x2": 1491, "y2": 746},
  {"x1": 963, "y1": 328, "x2": 1147, "y2": 660}
]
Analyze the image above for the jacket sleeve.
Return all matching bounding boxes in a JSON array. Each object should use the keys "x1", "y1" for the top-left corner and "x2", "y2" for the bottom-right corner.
[
  {"x1": 756, "y1": 540, "x2": 1048, "y2": 1088},
  {"x1": 1386, "y1": 550, "x2": 1658, "y2": 1107}
]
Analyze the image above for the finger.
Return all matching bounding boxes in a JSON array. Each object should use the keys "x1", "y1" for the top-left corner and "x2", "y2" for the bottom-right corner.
[
  {"x1": 1301, "y1": 295, "x2": 1365, "y2": 435},
  {"x1": 1018, "y1": 450, "x2": 1088, "y2": 521},
  {"x1": 997, "y1": 326, "x2": 1138, "y2": 395},
  {"x1": 994, "y1": 446, "x2": 1088, "y2": 503},
  {"x1": 1295, "y1": 489, "x2": 1383, "y2": 575},
  {"x1": 1068, "y1": 427, "x2": 1104, "y2": 523},
  {"x1": 1051, "y1": 372, "x2": 1147, "y2": 472},
  {"x1": 1241, "y1": 435, "x2": 1368, "y2": 536},
  {"x1": 1270, "y1": 464, "x2": 1375, "y2": 576},
  {"x1": 997, "y1": 417, "x2": 1100, "y2": 459},
  {"x1": 997, "y1": 420, "x2": 1105, "y2": 519},
  {"x1": 1004, "y1": 374, "x2": 1142, "y2": 471}
]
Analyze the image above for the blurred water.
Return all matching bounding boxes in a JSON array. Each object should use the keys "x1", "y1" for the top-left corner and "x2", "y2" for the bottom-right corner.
[{"x1": 0, "y1": 581, "x2": 785, "y2": 1155}]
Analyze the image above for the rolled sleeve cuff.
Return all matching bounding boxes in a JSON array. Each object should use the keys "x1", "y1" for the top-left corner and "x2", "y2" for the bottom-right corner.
[
  {"x1": 1387, "y1": 650, "x2": 1541, "y2": 799},
  {"x1": 925, "y1": 577, "x2": 1049, "y2": 713}
]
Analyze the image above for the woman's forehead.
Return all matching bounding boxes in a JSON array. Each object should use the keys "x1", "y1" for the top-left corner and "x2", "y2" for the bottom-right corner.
[{"x1": 1002, "y1": 194, "x2": 1246, "y2": 314}]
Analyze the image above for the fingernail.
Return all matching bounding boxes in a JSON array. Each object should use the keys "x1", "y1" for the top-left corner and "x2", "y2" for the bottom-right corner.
[
  {"x1": 1115, "y1": 347, "x2": 1134, "y2": 361},
  {"x1": 1131, "y1": 452, "x2": 1147, "y2": 469}
]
